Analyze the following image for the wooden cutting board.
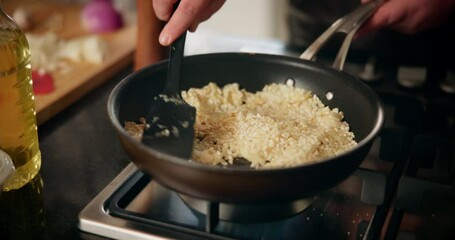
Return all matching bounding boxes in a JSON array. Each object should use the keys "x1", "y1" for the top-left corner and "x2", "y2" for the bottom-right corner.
[{"x1": 4, "y1": 0, "x2": 137, "y2": 125}]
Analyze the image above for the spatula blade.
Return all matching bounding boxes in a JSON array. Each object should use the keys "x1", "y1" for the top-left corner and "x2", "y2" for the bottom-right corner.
[{"x1": 141, "y1": 100, "x2": 196, "y2": 159}]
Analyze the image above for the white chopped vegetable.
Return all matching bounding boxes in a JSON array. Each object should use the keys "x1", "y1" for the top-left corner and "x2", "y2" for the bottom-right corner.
[
  {"x1": 26, "y1": 32, "x2": 107, "y2": 73},
  {"x1": 59, "y1": 36, "x2": 106, "y2": 64}
]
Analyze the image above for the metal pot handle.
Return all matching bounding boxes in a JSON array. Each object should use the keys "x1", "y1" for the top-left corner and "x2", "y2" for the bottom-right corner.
[{"x1": 299, "y1": 0, "x2": 383, "y2": 71}]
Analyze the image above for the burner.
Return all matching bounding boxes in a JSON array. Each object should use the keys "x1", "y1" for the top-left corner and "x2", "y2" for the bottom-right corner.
[{"x1": 179, "y1": 193, "x2": 314, "y2": 223}]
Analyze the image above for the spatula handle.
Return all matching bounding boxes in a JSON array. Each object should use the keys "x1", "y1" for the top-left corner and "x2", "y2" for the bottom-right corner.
[
  {"x1": 166, "y1": 30, "x2": 186, "y2": 96},
  {"x1": 165, "y1": 0, "x2": 186, "y2": 97}
]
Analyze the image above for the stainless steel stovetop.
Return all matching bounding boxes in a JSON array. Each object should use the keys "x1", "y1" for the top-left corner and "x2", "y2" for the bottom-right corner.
[{"x1": 78, "y1": 161, "x2": 387, "y2": 240}]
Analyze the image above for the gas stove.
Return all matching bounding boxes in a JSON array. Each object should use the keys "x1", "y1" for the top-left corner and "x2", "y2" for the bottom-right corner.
[{"x1": 78, "y1": 32, "x2": 455, "y2": 240}]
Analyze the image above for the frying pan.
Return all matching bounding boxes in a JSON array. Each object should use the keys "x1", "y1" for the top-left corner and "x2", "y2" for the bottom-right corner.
[{"x1": 107, "y1": 1, "x2": 384, "y2": 203}]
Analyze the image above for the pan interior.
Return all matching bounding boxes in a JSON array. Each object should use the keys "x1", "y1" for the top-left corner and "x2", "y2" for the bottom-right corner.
[{"x1": 113, "y1": 53, "x2": 381, "y2": 167}]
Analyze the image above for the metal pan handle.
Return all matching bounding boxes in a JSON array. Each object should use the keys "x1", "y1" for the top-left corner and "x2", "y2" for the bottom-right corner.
[{"x1": 299, "y1": 0, "x2": 383, "y2": 71}]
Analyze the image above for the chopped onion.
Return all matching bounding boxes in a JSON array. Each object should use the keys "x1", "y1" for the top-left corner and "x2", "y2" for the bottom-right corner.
[
  {"x1": 81, "y1": 0, "x2": 124, "y2": 33},
  {"x1": 27, "y1": 31, "x2": 107, "y2": 73}
]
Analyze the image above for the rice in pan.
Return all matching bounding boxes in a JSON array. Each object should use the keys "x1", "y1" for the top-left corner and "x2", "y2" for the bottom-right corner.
[{"x1": 181, "y1": 82, "x2": 357, "y2": 169}]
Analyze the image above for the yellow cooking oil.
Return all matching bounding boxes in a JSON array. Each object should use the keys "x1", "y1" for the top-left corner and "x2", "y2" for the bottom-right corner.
[{"x1": 0, "y1": 14, "x2": 41, "y2": 191}]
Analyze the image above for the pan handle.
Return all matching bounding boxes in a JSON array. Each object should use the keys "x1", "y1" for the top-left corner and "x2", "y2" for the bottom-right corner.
[{"x1": 299, "y1": 0, "x2": 383, "y2": 71}]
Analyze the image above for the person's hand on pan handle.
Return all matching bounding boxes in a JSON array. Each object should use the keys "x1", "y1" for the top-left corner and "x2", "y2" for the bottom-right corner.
[
  {"x1": 153, "y1": 0, "x2": 226, "y2": 46},
  {"x1": 153, "y1": 0, "x2": 455, "y2": 46},
  {"x1": 358, "y1": 0, "x2": 455, "y2": 36}
]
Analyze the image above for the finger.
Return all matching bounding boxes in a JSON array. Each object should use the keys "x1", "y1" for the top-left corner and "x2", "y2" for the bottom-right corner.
[
  {"x1": 188, "y1": 22, "x2": 200, "y2": 32},
  {"x1": 189, "y1": 1, "x2": 225, "y2": 33},
  {"x1": 153, "y1": 0, "x2": 178, "y2": 21},
  {"x1": 159, "y1": 0, "x2": 211, "y2": 46},
  {"x1": 198, "y1": 0, "x2": 226, "y2": 22},
  {"x1": 357, "y1": 0, "x2": 406, "y2": 37}
]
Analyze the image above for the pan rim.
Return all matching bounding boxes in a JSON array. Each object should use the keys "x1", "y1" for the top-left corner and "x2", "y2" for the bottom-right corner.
[{"x1": 107, "y1": 52, "x2": 384, "y2": 173}]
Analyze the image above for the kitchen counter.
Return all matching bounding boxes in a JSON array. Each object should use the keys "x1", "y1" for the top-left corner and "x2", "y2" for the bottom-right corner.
[{"x1": 1, "y1": 66, "x2": 133, "y2": 240}]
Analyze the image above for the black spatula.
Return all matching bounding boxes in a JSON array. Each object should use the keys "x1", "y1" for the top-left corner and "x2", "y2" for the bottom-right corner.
[{"x1": 141, "y1": 27, "x2": 196, "y2": 159}]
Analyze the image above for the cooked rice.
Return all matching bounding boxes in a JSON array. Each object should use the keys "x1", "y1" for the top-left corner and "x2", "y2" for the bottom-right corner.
[{"x1": 181, "y1": 82, "x2": 357, "y2": 169}]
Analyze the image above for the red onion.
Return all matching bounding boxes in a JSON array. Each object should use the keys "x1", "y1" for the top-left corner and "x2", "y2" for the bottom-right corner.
[{"x1": 81, "y1": 0, "x2": 124, "y2": 33}]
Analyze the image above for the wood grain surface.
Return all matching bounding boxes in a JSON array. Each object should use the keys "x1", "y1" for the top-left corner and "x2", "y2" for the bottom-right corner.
[{"x1": 4, "y1": 0, "x2": 137, "y2": 125}]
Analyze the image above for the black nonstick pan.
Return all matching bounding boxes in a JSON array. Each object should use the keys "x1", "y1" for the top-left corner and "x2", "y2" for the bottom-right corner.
[{"x1": 107, "y1": 1, "x2": 384, "y2": 203}]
